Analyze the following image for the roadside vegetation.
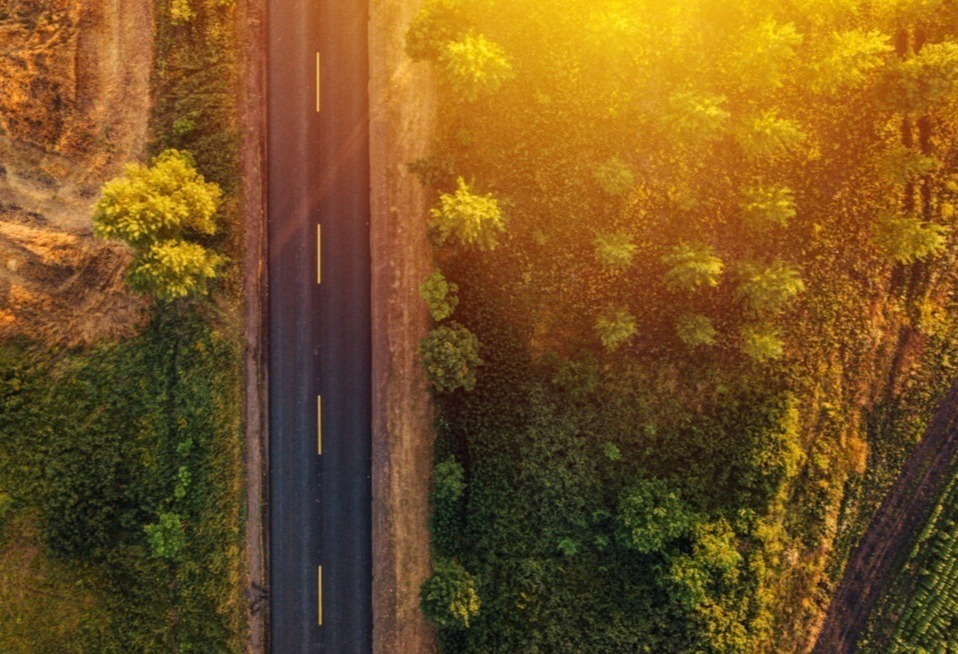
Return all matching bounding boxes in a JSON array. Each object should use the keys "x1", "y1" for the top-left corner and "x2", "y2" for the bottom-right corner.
[
  {"x1": 409, "y1": 0, "x2": 958, "y2": 651},
  {"x1": 0, "y1": 0, "x2": 245, "y2": 651}
]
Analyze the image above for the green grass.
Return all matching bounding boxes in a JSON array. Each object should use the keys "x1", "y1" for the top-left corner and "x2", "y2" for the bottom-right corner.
[{"x1": 0, "y1": 309, "x2": 245, "y2": 653}]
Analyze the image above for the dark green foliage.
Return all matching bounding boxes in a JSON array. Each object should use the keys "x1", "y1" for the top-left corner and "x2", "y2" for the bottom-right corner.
[
  {"x1": 410, "y1": 0, "x2": 958, "y2": 651},
  {"x1": 618, "y1": 480, "x2": 697, "y2": 554},
  {"x1": 431, "y1": 457, "x2": 467, "y2": 555}
]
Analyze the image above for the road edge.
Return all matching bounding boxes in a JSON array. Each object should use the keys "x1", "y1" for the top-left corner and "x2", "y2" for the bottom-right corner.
[
  {"x1": 369, "y1": 1, "x2": 439, "y2": 652},
  {"x1": 238, "y1": 0, "x2": 269, "y2": 649}
]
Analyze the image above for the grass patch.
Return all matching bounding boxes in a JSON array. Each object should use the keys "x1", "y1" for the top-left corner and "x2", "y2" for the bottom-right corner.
[{"x1": 0, "y1": 309, "x2": 245, "y2": 652}]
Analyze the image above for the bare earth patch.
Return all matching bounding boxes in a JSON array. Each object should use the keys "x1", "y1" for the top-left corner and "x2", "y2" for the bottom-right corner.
[{"x1": 0, "y1": 0, "x2": 153, "y2": 347}]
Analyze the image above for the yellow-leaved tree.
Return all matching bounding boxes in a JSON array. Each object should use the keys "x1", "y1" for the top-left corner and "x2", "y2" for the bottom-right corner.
[{"x1": 93, "y1": 149, "x2": 225, "y2": 302}]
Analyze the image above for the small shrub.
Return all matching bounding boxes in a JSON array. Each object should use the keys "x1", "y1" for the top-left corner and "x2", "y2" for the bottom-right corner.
[
  {"x1": 421, "y1": 270, "x2": 460, "y2": 322},
  {"x1": 742, "y1": 186, "x2": 796, "y2": 230},
  {"x1": 740, "y1": 325, "x2": 785, "y2": 362},
  {"x1": 170, "y1": 0, "x2": 195, "y2": 25},
  {"x1": 664, "y1": 91, "x2": 731, "y2": 143},
  {"x1": 430, "y1": 177, "x2": 506, "y2": 250},
  {"x1": 677, "y1": 314, "x2": 718, "y2": 348},
  {"x1": 738, "y1": 112, "x2": 806, "y2": 158},
  {"x1": 595, "y1": 232, "x2": 637, "y2": 270},
  {"x1": 593, "y1": 158, "x2": 635, "y2": 196},
  {"x1": 145, "y1": 512, "x2": 186, "y2": 561},
  {"x1": 420, "y1": 322, "x2": 483, "y2": 392},
  {"x1": 441, "y1": 34, "x2": 514, "y2": 102},
  {"x1": 595, "y1": 308, "x2": 637, "y2": 351},
  {"x1": 735, "y1": 261, "x2": 805, "y2": 314},
  {"x1": 421, "y1": 559, "x2": 481, "y2": 629},
  {"x1": 663, "y1": 243, "x2": 725, "y2": 292}
]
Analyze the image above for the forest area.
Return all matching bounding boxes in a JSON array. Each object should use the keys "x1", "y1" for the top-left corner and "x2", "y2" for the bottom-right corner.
[{"x1": 408, "y1": 0, "x2": 958, "y2": 652}]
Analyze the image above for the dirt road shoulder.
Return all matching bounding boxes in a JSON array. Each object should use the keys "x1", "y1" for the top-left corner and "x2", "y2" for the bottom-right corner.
[{"x1": 370, "y1": 1, "x2": 438, "y2": 652}]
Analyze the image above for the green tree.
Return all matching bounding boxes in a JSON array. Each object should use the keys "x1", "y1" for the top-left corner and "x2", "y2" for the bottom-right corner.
[
  {"x1": 421, "y1": 558, "x2": 481, "y2": 629},
  {"x1": 595, "y1": 308, "x2": 637, "y2": 351},
  {"x1": 405, "y1": 0, "x2": 465, "y2": 62},
  {"x1": 593, "y1": 158, "x2": 635, "y2": 196},
  {"x1": 735, "y1": 261, "x2": 806, "y2": 314},
  {"x1": 810, "y1": 30, "x2": 892, "y2": 94},
  {"x1": 594, "y1": 232, "x2": 637, "y2": 270},
  {"x1": 663, "y1": 243, "x2": 725, "y2": 292},
  {"x1": 430, "y1": 177, "x2": 506, "y2": 250},
  {"x1": 737, "y1": 111, "x2": 806, "y2": 158},
  {"x1": 663, "y1": 91, "x2": 731, "y2": 144},
  {"x1": 874, "y1": 213, "x2": 949, "y2": 264},
  {"x1": 742, "y1": 186, "x2": 796, "y2": 230},
  {"x1": 441, "y1": 33, "x2": 514, "y2": 102},
  {"x1": 93, "y1": 149, "x2": 225, "y2": 301},
  {"x1": 740, "y1": 325, "x2": 785, "y2": 362},
  {"x1": 420, "y1": 322, "x2": 483, "y2": 392},
  {"x1": 677, "y1": 314, "x2": 718, "y2": 348}
]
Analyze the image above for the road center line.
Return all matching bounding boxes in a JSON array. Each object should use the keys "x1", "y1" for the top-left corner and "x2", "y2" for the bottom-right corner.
[
  {"x1": 318, "y1": 566, "x2": 323, "y2": 626},
  {"x1": 316, "y1": 224, "x2": 322, "y2": 284},
  {"x1": 317, "y1": 395, "x2": 323, "y2": 455}
]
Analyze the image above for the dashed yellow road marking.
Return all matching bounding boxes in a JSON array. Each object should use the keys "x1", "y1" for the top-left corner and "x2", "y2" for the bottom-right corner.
[
  {"x1": 318, "y1": 566, "x2": 324, "y2": 625},
  {"x1": 317, "y1": 395, "x2": 323, "y2": 455}
]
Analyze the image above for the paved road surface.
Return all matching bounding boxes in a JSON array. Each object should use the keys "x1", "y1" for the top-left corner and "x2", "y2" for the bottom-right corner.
[{"x1": 267, "y1": 0, "x2": 372, "y2": 650}]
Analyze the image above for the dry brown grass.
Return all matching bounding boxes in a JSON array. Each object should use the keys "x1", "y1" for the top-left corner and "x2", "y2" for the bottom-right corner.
[
  {"x1": 0, "y1": 206, "x2": 147, "y2": 347},
  {"x1": 0, "y1": 0, "x2": 153, "y2": 347}
]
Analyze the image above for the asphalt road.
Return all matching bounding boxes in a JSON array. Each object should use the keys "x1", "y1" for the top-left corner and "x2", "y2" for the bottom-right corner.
[{"x1": 267, "y1": 0, "x2": 372, "y2": 650}]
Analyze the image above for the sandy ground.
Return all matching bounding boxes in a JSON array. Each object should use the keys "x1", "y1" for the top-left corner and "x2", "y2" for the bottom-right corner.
[
  {"x1": 0, "y1": 0, "x2": 152, "y2": 346},
  {"x1": 369, "y1": 0, "x2": 439, "y2": 652}
]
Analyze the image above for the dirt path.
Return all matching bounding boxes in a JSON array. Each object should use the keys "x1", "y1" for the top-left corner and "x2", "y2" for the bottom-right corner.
[
  {"x1": 237, "y1": 0, "x2": 268, "y2": 651},
  {"x1": 369, "y1": 1, "x2": 438, "y2": 652},
  {"x1": 811, "y1": 380, "x2": 958, "y2": 653}
]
